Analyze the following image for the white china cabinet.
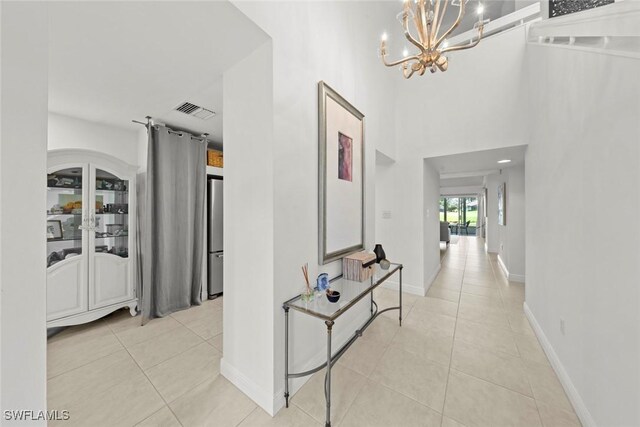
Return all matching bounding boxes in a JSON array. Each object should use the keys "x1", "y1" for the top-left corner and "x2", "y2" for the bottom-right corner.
[{"x1": 46, "y1": 149, "x2": 137, "y2": 327}]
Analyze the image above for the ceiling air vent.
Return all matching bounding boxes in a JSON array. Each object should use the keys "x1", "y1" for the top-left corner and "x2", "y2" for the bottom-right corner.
[{"x1": 174, "y1": 101, "x2": 216, "y2": 120}]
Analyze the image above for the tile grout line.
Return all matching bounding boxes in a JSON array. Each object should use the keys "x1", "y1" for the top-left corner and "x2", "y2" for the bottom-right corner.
[
  {"x1": 234, "y1": 406, "x2": 259, "y2": 427},
  {"x1": 439, "y1": 234, "x2": 468, "y2": 421},
  {"x1": 46, "y1": 320, "x2": 125, "y2": 381},
  {"x1": 110, "y1": 323, "x2": 187, "y2": 427}
]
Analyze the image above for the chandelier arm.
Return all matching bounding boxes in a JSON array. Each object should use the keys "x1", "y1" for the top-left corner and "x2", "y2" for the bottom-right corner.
[
  {"x1": 402, "y1": 15, "x2": 427, "y2": 54},
  {"x1": 420, "y1": 0, "x2": 431, "y2": 51},
  {"x1": 435, "y1": 0, "x2": 465, "y2": 48},
  {"x1": 432, "y1": 0, "x2": 448, "y2": 44},
  {"x1": 403, "y1": 66, "x2": 418, "y2": 79},
  {"x1": 439, "y1": 27, "x2": 484, "y2": 54},
  {"x1": 428, "y1": 0, "x2": 441, "y2": 49},
  {"x1": 381, "y1": 53, "x2": 422, "y2": 68}
]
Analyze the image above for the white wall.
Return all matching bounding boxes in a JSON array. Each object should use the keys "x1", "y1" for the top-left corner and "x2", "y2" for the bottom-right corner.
[
  {"x1": 487, "y1": 165, "x2": 525, "y2": 281},
  {"x1": 48, "y1": 112, "x2": 140, "y2": 168},
  {"x1": 387, "y1": 24, "x2": 529, "y2": 292},
  {"x1": 485, "y1": 173, "x2": 501, "y2": 254},
  {"x1": 526, "y1": 42, "x2": 640, "y2": 427},
  {"x1": 505, "y1": 164, "x2": 525, "y2": 281},
  {"x1": 375, "y1": 151, "x2": 397, "y2": 264},
  {"x1": 228, "y1": 1, "x2": 397, "y2": 414},
  {"x1": 221, "y1": 40, "x2": 275, "y2": 411},
  {"x1": 423, "y1": 161, "x2": 441, "y2": 292},
  {"x1": 0, "y1": 2, "x2": 48, "y2": 422}
]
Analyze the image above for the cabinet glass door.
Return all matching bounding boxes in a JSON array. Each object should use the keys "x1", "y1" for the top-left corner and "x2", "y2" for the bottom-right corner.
[
  {"x1": 90, "y1": 168, "x2": 132, "y2": 309},
  {"x1": 46, "y1": 166, "x2": 88, "y2": 320},
  {"x1": 94, "y1": 169, "x2": 129, "y2": 257}
]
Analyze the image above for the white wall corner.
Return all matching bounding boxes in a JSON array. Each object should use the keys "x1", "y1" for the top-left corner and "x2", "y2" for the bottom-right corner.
[
  {"x1": 523, "y1": 303, "x2": 596, "y2": 427},
  {"x1": 424, "y1": 263, "x2": 442, "y2": 293},
  {"x1": 498, "y1": 253, "x2": 526, "y2": 283},
  {"x1": 220, "y1": 358, "x2": 277, "y2": 416}
]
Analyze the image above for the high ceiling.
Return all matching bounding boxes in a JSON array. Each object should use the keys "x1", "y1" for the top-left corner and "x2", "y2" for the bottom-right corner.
[
  {"x1": 48, "y1": 1, "x2": 269, "y2": 143},
  {"x1": 48, "y1": 1, "x2": 534, "y2": 145}
]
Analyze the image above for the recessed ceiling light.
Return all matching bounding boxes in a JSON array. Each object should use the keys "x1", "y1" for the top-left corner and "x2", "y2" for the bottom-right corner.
[{"x1": 498, "y1": 159, "x2": 511, "y2": 164}]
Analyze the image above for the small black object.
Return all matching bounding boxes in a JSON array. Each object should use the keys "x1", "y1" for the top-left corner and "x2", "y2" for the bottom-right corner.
[
  {"x1": 326, "y1": 291, "x2": 341, "y2": 303},
  {"x1": 373, "y1": 244, "x2": 386, "y2": 264},
  {"x1": 47, "y1": 251, "x2": 62, "y2": 268}
]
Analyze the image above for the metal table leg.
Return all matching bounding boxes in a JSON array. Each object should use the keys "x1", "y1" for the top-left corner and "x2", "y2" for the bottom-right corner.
[
  {"x1": 284, "y1": 307, "x2": 290, "y2": 407},
  {"x1": 399, "y1": 267, "x2": 403, "y2": 326},
  {"x1": 324, "y1": 320, "x2": 334, "y2": 427}
]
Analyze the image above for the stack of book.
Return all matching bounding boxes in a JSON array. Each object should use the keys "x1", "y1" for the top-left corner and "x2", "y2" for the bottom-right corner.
[{"x1": 343, "y1": 251, "x2": 376, "y2": 282}]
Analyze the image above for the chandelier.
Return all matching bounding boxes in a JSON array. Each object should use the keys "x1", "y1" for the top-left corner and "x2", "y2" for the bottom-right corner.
[{"x1": 380, "y1": 0, "x2": 488, "y2": 78}]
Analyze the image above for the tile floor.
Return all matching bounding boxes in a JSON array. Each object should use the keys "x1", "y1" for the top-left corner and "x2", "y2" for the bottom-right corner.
[{"x1": 47, "y1": 236, "x2": 581, "y2": 426}]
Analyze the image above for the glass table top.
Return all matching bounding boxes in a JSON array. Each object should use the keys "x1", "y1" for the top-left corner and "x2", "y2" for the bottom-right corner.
[{"x1": 284, "y1": 263, "x2": 402, "y2": 321}]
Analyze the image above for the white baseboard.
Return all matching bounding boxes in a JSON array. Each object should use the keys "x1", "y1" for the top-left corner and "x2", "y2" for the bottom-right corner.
[
  {"x1": 497, "y1": 254, "x2": 526, "y2": 283},
  {"x1": 382, "y1": 280, "x2": 425, "y2": 297},
  {"x1": 497, "y1": 254, "x2": 509, "y2": 278},
  {"x1": 220, "y1": 358, "x2": 277, "y2": 416},
  {"x1": 510, "y1": 273, "x2": 526, "y2": 283},
  {"x1": 523, "y1": 303, "x2": 595, "y2": 427}
]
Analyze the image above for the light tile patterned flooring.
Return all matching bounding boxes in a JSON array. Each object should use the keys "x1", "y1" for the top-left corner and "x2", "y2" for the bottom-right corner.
[{"x1": 48, "y1": 237, "x2": 581, "y2": 426}]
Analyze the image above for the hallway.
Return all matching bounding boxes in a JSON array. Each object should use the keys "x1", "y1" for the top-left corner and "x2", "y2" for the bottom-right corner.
[{"x1": 288, "y1": 236, "x2": 581, "y2": 426}]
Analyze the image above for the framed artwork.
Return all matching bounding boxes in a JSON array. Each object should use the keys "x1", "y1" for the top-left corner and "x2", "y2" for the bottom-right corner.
[
  {"x1": 497, "y1": 183, "x2": 506, "y2": 226},
  {"x1": 318, "y1": 81, "x2": 365, "y2": 265},
  {"x1": 47, "y1": 220, "x2": 63, "y2": 240},
  {"x1": 549, "y1": 0, "x2": 613, "y2": 18}
]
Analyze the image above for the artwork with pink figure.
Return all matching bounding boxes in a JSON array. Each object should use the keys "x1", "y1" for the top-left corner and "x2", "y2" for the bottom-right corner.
[{"x1": 338, "y1": 132, "x2": 353, "y2": 182}]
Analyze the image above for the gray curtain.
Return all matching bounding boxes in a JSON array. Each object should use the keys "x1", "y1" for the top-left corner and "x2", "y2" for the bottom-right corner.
[{"x1": 141, "y1": 125, "x2": 206, "y2": 323}]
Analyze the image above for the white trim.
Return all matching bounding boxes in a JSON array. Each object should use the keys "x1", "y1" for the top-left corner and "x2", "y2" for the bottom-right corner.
[
  {"x1": 220, "y1": 358, "x2": 276, "y2": 416},
  {"x1": 524, "y1": 303, "x2": 596, "y2": 427},
  {"x1": 528, "y1": 1, "x2": 640, "y2": 59},
  {"x1": 497, "y1": 254, "x2": 509, "y2": 278},
  {"x1": 206, "y1": 166, "x2": 224, "y2": 176},
  {"x1": 510, "y1": 273, "x2": 526, "y2": 283},
  {"x1": 382, "y1": 280, "x2": 426, "y2": 297},
  {"x1": 424, "y1": 262, "x2": 441, "y2": 293},
  {"x1": 497, "y1": 254, "x2": 526, "y2": 283},
  {"x1": 448, "y1": 3, "x2": 541, "y2": 47}
]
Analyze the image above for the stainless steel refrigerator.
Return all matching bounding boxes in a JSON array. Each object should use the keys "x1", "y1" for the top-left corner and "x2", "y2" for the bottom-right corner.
[{"x1": 207, "y1": 177, "x2": 223, "y2": 297}]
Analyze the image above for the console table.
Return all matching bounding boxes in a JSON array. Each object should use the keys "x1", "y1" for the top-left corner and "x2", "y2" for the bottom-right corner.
[{"x1": 282, "y1": 263, "x2": 403, "y2": 427}]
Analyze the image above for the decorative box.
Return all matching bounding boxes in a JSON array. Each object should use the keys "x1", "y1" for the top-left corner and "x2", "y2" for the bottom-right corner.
[
  {"x1": 207, "y1": 149, "x2": 224, "y2": 168},
  {"x1": 343, "y1": 251, "x2": 376, "y2": 282}
]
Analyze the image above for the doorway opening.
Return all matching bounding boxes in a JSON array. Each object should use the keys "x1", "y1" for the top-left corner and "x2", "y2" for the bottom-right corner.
[{"x1": 440, "y1": 196, "x2": 478, "y2": 236}]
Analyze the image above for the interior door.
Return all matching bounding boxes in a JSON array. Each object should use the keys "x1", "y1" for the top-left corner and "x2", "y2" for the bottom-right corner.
[
  {"x1": 89, "y1": 165, "x2": 133, "y2": 309},
  {"x1": 46, "y1": 164, "x2": 89, "y2": 320}
]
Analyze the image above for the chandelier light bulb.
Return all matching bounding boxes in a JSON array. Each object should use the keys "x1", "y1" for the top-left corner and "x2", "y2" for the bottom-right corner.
[
  {"x1": 381, "y1": 32, "x2": 388, "y2": 42},
  {"x1": 477, "y1": 4, "x2": 484, "y2": 15},
  {"x1": 402, "y1": 48, "x2": 409, "y2": 57}
]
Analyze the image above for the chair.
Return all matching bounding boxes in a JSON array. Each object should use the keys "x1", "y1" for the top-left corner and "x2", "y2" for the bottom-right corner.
[{"x1": 460, "y1": 220, "x2": 471, "y2": 235}]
